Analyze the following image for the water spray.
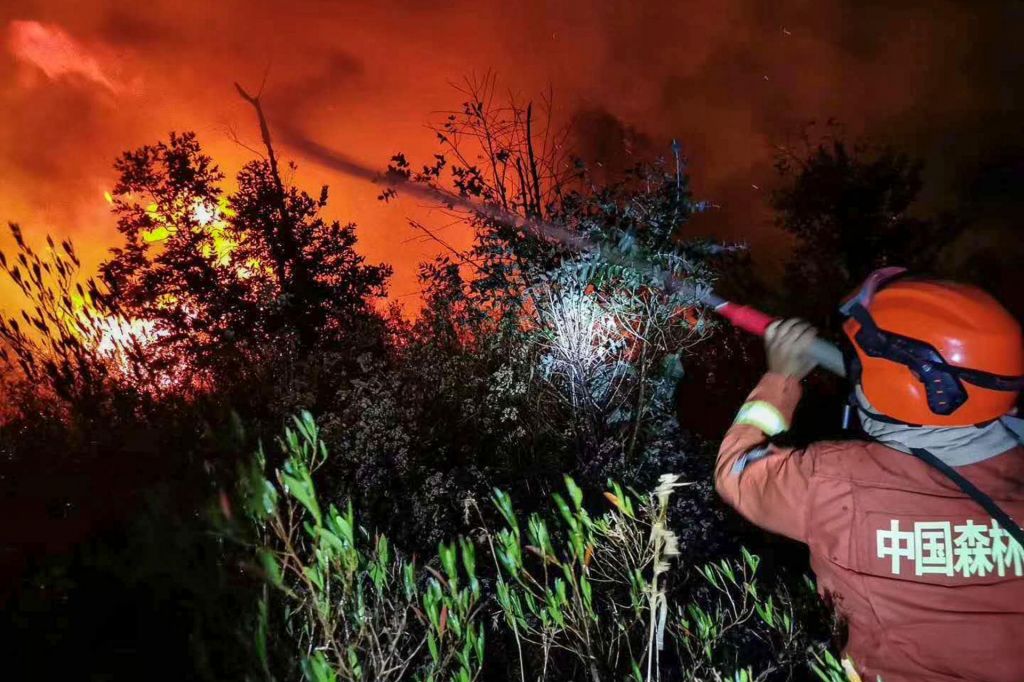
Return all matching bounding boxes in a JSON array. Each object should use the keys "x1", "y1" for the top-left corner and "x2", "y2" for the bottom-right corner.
[{"x1": 280, "y1": 126, "x2": 846, "y2": 377}]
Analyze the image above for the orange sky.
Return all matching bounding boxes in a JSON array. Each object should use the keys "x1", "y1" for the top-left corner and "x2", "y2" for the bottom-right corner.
[{"x1": 1, "y1": 1, "x2": 1020, "y2": 311}]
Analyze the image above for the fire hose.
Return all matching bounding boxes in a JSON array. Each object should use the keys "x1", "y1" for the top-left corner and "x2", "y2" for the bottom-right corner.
[
  {"x1": 702, "y1": 292, "x2": 846, "y2": 376},
  {"x1": 280, "y1": 128, "x2": 847, "y2": 377}
]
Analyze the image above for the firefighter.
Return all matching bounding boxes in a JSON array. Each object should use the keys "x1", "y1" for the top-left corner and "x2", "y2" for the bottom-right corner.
[{"x1": 715, "y1": 271, "x2": 1024, "y2": 682}]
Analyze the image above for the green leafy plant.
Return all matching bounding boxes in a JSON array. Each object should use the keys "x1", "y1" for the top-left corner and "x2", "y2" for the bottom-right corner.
[
  {"x1": 238, "y1": 411, "x2": 484, "y2": 682},
  {"x1": 232, "y1": 411, "x2": 846, "y2": 681},
  {"x1": 485, "y1": 474, "x2": 687, "y2": 682},
  {"x1": 671, "y1": 548, "x2": 803, "y2": 680},
  {"x1": 485, "y1": 474, "x2": 833, "y2": 681}
]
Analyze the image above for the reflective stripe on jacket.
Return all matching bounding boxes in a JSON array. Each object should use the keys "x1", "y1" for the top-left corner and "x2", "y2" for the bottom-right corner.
[{"x1": 716, "y1": 373, "x2": 1024, "y2": 682}]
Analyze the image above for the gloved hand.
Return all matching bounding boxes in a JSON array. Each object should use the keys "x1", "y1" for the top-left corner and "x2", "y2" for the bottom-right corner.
[{"x1": 765, "y1": 318, "x2": 819, "y2": 380}]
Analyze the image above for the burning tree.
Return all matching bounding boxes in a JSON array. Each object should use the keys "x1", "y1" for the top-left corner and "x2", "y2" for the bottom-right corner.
[{"x1": 100, "y1": 122, "x2": 391, "y2": 392}]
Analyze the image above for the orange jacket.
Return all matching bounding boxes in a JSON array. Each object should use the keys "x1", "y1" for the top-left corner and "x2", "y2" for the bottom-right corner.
[{"x1": 716, "y1": 373, "x2": 1024, "y2": 682}]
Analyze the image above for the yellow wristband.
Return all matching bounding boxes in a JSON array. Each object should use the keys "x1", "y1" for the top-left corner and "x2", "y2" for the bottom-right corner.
[{"x1": 733, "y1": 400, "x2": 788, "y2": 436}]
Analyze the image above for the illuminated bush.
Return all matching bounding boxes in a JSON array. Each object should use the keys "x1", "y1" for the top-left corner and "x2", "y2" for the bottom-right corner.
[{"x1": 530, "y1": 253, "x2": 707, "y2": 478}]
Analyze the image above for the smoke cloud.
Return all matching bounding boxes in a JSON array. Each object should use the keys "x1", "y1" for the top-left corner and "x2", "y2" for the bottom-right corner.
[
  {"x1": 0, "y1": 0, "x2": 1020, "y2": 304},
  {"x1": 8, "y1": 20, "x2": 120, "y2": 93}
]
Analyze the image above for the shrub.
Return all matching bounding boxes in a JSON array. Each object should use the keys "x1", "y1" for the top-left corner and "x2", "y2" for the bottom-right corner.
[
  {"x1": 235, "y1": 414, "x2": 842, "y2": 682},
  {"x1": 236, "y1": 412, "x2": 485, "y2": 682},
  {"x1": 0, "y1": 223, "x2": 152, "y2": 421},
  {"x1": 488, "y1": 474, "x2": 686, "y2": 682}
]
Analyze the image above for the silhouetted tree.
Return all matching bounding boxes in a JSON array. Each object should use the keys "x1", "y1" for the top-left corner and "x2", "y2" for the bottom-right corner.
[
  {"x1": 772, "y1": 124, "x2": 962, "y2": 328},
  {"x1": 102, "y1": 132, "x2": 256, "y2": 386},
  {"x1": 101, "y1": 127, "x2": 390, "y2": 390}
]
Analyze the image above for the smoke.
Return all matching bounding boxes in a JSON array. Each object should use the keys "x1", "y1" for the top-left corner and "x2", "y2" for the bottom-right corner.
[
  {"x1": 8, "y1": 20, "x2": 119, "y2": 93},
  {"x1": 0, "y1": 0, "x2": 1021, "y2": 305}
]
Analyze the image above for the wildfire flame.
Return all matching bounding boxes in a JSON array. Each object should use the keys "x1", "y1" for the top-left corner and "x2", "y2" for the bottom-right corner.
[
  {"x1": 56, "y1": 278, "x2": 160, "y2": 367},
  {"x1": 80, "y1": 192, "x2": 258, "y2": 382},
  {"x1": 134, "y1": 194, "x2": 241, "y2": 268},
  {"x1": 30, "y1": 193, "x2": 252, "y2": 385},
  {"x1": 94, "y1": 315, "x2": 161, "y2": 358}
]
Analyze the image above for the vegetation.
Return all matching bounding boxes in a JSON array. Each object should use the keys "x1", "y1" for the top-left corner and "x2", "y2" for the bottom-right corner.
[
  {"x1": 769, "y1": 122, "x2": 964, "y2": 329},
  {"x1": 234, "y1": 412, "x2": 839, "y2": 681},
  {"x1": 5, "y1": 85, "x2": 956, "y2": 680},
  {"x1": 235, "y1": 413, "x2": 485, "y2": 682}
]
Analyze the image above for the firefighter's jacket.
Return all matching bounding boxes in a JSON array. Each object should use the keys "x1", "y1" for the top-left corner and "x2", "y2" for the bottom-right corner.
[{"x1": 716, "y1": 373, "x2": 1024, "y2": 682}]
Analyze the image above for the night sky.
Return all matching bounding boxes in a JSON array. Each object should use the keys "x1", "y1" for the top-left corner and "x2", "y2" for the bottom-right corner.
[{"x1": 2, "y1": 0, "x2": 1022, "y2": 305}]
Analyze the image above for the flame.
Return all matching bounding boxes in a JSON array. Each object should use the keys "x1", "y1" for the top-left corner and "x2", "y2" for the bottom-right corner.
[
  {"x1": 133, "y1": 197, "x2": 242, "y2": 268},
  {"x1": 193, "y1": 202, "x2": 216, "y2": 226},
  {"x1": 88, "y1": 195, "x2": 246, "y2": 376},
  {"x1": 217, "y1": 196, "x2": 238, "y2": 218},
  {"x1": 49, "y1": 283, "x2": 160, "y2": 380},
  {"x1": 202, "y1": 226, "x2": 237, "y2": 267},
  {"x1": 94, "y1": 315, "x2": 161, "y2": 357},
  {"x1": 35, "y1": 232, "x2": 164, "y2": 374},
  {"x1": 46, "y1": 194, "x2": 260, "y2": 387},
  {"x1": 142, "y1": 226, "x2": 172, "y2": 243},
  {"x1": 92, "y1": 312, "x2": 180, "y2": 391}
]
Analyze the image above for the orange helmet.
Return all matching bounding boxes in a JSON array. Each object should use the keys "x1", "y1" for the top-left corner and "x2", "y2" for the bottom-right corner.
[{"x1": 841, "y1": 269, "x2": 1024, "y2": 426}]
